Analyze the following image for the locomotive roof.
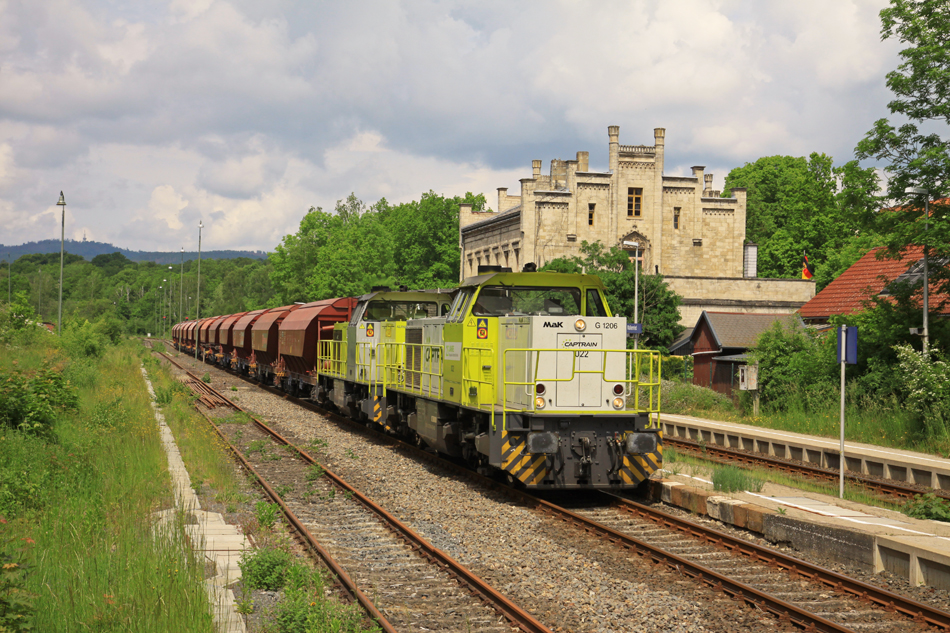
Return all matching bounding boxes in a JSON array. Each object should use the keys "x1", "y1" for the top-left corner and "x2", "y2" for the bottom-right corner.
[
  {"x1": 357, "y1": 288, "x2": 454, "y2": 302},
  {"x1": 459, "y1": 270, "x2": 608, "y2": 290}
]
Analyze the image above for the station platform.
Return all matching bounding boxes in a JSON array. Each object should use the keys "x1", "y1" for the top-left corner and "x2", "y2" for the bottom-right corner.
[
  {"x1": 652, "y1": 413, "x2": 950, "y2": 590},
  {"x1": 661, "y1": 412, "x2": 950, "y2": 490}
]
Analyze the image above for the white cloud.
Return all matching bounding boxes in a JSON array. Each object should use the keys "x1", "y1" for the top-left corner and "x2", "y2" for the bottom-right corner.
[{"x1": 0, "y1": 0, "x2": 903, "y2": 252}]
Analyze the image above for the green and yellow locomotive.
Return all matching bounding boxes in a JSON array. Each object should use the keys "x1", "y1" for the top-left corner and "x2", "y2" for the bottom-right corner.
[{"x1": 314, "y1": 268, "x2": 662, "y2": 490}]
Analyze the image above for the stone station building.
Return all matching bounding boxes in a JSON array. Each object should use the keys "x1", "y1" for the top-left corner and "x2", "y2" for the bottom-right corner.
[{"x1": 459, "y1": 126, "x2": 814, "y2": 325}]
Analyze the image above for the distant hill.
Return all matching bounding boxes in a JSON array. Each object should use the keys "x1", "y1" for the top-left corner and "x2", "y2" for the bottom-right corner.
[{"x1": 0, "y1": 239, "x2": 268, "y2": 264}]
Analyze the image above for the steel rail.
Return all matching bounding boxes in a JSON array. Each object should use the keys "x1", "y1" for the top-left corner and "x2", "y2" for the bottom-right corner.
[
  {"x1": 160, "y1": 345, "x2": 950, "y2": 631},
  {"x1": 158, "y1": 350, "x2": 553, "y2": 633},
  {"x1": 600, "y1": 492, "x2": 950, "y2": 631},
  {"x1": 156, "y1": 351, "x2": 398, "y2": 632},
  {"x1": 666, "y1": 436, "x2": 950, "y2": 502},
  {"x1": 191, "y1": 406, "x2": 398, "y2": 633}
]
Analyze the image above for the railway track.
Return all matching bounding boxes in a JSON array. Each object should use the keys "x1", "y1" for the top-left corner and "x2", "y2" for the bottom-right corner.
[
  {"x1": 156, "y1": 346, "x2": 950, "y2": 632},
  {"x1": 665, "y1": 436, "x2": 950, "y2": 503},
  {"x1": 158, "y1": 352, "x2": 551, "y2": 633}
]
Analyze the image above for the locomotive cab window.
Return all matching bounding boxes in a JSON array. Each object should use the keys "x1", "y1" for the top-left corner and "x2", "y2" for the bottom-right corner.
[
  {"x1": 362, "y1": 300, "x2": 442, "y2": 322},
  {"x1": 585, "y1": 290, "x2": 608, "y2": 317},
  {"x1": 471, "y1": 286, "x2": 583, "y2": 317},
  {"x1": 448, "y1": 288, "x2": 475, "y2": 322}
]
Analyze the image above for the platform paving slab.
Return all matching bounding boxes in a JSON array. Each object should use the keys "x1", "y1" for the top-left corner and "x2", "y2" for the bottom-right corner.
[{"x1": 142, "y1": 366, "x2": 248, "y2": 633}]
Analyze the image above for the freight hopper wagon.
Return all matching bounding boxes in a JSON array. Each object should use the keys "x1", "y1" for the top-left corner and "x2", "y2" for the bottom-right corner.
[
  {"x1": 275, "y1": 297, "x2": 357, "y2": 396},
  {"x1": 317, "y1": 270, "x2": 662, "y2": 490}
]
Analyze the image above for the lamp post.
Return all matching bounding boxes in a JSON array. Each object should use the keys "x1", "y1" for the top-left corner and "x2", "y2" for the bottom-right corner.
[
  {"x1": 179, "y1": 247, "x2": 184, "y2": 328},
  {"x1": 904, "y1": 187, "x2": 930, "y2": 358},
  {"x1": 37, "y1": 267, "x2": 42, "y2": 315},
  {"x1": 6, "y1": 253, "x2": 10, "y2": 305},
  {"x1": 623, "y1": 240, "x2": 640, "y2": 349},
  {"x1": 56, "y1": 192, "x2": 66, "y2": 336},
  {"x1": 196, "y1": 220, "x2": 203, "y2": 360},
  {"x1": 168, "y1": 266, "x2": 174, "y2": 331}
]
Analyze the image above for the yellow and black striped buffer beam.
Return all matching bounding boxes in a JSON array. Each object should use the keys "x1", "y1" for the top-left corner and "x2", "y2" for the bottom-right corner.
[
  {"x1": 619, "y1": 435, "x2": 663, "y2": 485},
  {"x1": 501, "y1": 430, "x2": 548, "y2": 486}
]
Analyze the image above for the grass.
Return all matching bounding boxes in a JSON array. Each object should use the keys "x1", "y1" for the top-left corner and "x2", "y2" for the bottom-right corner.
[
  {"x1": 661, "y1": 443, "x2": 905, "y2": 512},
  {"x1": 1, "y1": 338, "x2": 215, "y2": 632},
  {"x1": 147, "y1": 362, "x2": 246, "y2": 511},
  {"x1": 662, "y1": 380, "x2": 949, "y2": 457}
]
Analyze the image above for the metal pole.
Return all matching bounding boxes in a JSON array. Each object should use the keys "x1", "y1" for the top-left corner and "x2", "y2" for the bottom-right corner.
[
  {"x1": 196, "y1": 221, "x2": 202, "y2": 360},
  {"x1": 839, "y1": 324, "x2": 846, "y2": 499},
  {"x1": 6, "y1": 253, "x2": 10, "y2": 305},
  {"x1": 38, "y1": 268, "x2": 41, "y2": 315},
  {"x1": 57, "y1": 192, "x2": 65, "y2": 336},
  {"x1": 179, "y1": 247, "x2": 184, "y2": 331},
  {"x1": 634, "y1": 246, "x2": 639, "y2": 350},
  {"x1": 923, "y1": 197, "x2": 929, "y2": 359}
]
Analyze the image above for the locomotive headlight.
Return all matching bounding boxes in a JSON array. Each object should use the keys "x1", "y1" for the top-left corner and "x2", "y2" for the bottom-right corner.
[
  {"x1": 574, "y1": 318, "x2": 587, "y2": 332},
  {"x1": 612, "y1": 397, "x2": 625, "y2": 410},
  {"x1": 535, "y1": 396, "x2": 546, "y2": 409}
]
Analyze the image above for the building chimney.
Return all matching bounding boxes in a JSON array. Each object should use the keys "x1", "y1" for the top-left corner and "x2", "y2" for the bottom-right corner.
[
  {"x1": 654, "y1": 127, "x2": 665, "y2": 147},
  {"x1": 704, "y1": 173, "x2": 714, "y2": 195},
  {"x1": 577, "y1": 151, "x2": 589, "y2": 172},
  {"x1": 458, "y1": 202, "x2": 475, "y2": 229},
  {"x1": 497, "y1": 188, "x2": 507, "y2": 214},
  {"x1": 744, "y1": 242, "x2": 758, "y2": 278},
  {"x1": 691, "y1": 166, "x2": 705, "y2": 181},
  {"x1": 608, "y1": 125, "x2": 619, "y2": 173},
  {"x1": 532, "y1": 159, "x2": 542, "y2": 179}
]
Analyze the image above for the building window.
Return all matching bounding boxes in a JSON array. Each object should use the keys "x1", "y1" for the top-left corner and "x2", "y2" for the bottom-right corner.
[
  {"x1": 692, "y1": 239, "x2": 702, "y2": 247},
  {"x1": 588, "y1": 203, "x2": 595, "y2": 226},
  {"x1": 673, "y1": 207, "x2": 680, "y2": 229},
  {"x1": 627, "y1": 188, "x2": 642, "y2": 217}
]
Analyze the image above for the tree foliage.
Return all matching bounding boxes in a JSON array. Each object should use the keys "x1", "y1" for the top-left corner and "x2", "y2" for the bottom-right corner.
[
  {"x1": 269, "y1": 191, "x2": 485, "y2": 303},
  {"x1": 541, "y1": 241, "x2": 684, "y2": 350},
  {"x1": 855, "y1": 0, "x2": 950, "y2": 300},
  {"x1": 722, "y1": 154, "x2": 882, "y2": 288}
]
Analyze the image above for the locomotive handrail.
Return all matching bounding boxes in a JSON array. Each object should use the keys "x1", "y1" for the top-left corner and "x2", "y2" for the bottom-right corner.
[
  {"x1": 501, "y1": 348, "x2": 661, "y2": 428},
  {"x1": 378, "y1": 341, "x2": 444, "y2": 400},
  {"x1": 317, "y1": 339, "x2": 346, "y2": 379}
]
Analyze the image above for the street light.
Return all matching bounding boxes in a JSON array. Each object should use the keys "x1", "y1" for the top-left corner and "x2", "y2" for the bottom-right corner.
[
  {"x1": 56, "y1": 192, "x2": 66, "y2": 336},
  {"x1": 904, "y1": 187, "x2": 930, "y2": 357},
  {"x1": 623, "y1": 240, "x2": 640, "y2": 349},
  {"x1": 196, "y1": 220, "x2": 203, "y2": 360},
  {"x1": 179, "y1": 247, "x2": 184, "y2": 329}
]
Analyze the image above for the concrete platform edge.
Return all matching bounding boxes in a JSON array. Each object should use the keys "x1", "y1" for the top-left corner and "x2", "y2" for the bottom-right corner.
[{"x1": 648, "y1": 479, "x2": 950, "y2": 590}]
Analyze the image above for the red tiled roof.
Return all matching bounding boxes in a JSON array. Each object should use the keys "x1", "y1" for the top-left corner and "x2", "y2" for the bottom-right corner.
[{"x1": 799, "y1": 246, "x2": 949, "y2": 319}]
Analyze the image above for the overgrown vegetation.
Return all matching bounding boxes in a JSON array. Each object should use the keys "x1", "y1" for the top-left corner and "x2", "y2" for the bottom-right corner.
[
  {"x1": 711, "y1": 466, "x2": 764, "y2": 493},
  {"x1": 238, "y1": 548, "x2": 377, "y2": 632},
  {"x1": 0, "y1": 306, "x2": 214, "y2": 631}
]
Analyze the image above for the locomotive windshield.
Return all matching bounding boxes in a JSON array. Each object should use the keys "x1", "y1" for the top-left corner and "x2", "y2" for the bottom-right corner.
[
  {"x1": 361, "y1": 300, "x2": 442, "y2": 322},
  {"x1": 471, "y1": 286, "x2": 585, "y2": 317}
]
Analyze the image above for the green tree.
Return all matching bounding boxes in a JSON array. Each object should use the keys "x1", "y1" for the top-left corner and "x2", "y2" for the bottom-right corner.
[
  {"x1": 855, "y1": 0, "x2": 950, "y2": 302},
  {"x1": 541, "y1": 241, "x2": 684, "y2": 350},
  {"x1": 722, "y1": 154, "x2": 881, "y2": 287}
]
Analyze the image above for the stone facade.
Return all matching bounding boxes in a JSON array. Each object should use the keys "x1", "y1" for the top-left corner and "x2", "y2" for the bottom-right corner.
[{"x1": 459, "y1": 125, "x2": 814, "y2": 325}]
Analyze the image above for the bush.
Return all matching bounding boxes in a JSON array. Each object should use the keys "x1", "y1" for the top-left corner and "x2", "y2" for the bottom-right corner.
[
  {"x1": 662, "y1": 381, "x2": 735, "y2": 416},
  {"x1": 239, "y1": 547, "x2": 294, "y2": 591},
  {"x1": 894, "y1": 344, "x2": 950, "y2": 442},
  {"x1": 61, "y1": 320, "x2": 106, "y2": 358},
  {"x1": 0, "y1": 366, "x2": 79, "y2": 434},
  {"x1": 0, "y1": 535, "x2": 35, "y2": 633},
  {"x1": 903, "y1": 493, "x2": 950, "y2": 522}
]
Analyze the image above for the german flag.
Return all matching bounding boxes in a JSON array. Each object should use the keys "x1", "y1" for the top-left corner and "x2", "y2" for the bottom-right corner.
[{"x1": 801, "y1": 252, "x2": 815, "y2": 280}]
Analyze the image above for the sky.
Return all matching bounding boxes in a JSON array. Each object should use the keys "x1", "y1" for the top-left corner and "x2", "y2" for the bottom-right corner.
[{"x1": 0, "y1": 0, "x2": 902, "y2": 253}]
